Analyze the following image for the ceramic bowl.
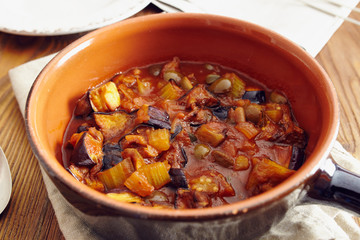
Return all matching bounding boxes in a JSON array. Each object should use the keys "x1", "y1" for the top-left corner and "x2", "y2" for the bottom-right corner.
[{"x1": 25, "y1": 13, "x2": 360, "y2": 239}]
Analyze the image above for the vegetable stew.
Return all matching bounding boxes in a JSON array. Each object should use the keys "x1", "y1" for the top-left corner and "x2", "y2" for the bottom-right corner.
[{"x1": 62, "y1": 57, "x2": 307, "y2": 209}]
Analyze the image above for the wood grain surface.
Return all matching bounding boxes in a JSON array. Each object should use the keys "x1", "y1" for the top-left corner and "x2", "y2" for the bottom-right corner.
[{"x1": 0, "y1": 3, "x2": 359, "y2": 239}]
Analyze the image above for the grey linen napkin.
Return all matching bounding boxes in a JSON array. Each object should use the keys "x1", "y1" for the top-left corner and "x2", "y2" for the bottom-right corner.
[{"x1": 9, "y1": 54, "x2": 360, "y2": 240}]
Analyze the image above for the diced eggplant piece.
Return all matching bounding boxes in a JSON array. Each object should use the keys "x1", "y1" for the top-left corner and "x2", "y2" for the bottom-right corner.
[
  {"x1": 147, "y1": 106, "x2": 171, "y2": 129},
  {"x1": 74, "y1": 93, "x2": 93, "y2": 117},
  {"x1": 211, "y1": 150, "x2": 234, "y2": 168},
  {"x1": 94, "y1": 111, "x2": 134, "y2": 140},
  {"x1": 70, "y1": 131, "x2": 103, "y2": 167},
  {"x1": 242, "y1": 90, "x2": 266, "y2": 104},
  {"x1": 288, "y1": 146, "x2": 306, "y2": 170},
  {"x1": 209, "y1": 105, "x2": 230, "y2": 120},
  {"x1": 136, "y1": 105, "x2": 171, "y2": 129},
  {"x1": 169, "y1": 168, "x2": 189, "y2": 189},
  {"x1": 89, "y1": 81, "x2": 121, "y2": 112},
  {"x1": 102, "y1": 143, "x2": 123, "y2": 171}
]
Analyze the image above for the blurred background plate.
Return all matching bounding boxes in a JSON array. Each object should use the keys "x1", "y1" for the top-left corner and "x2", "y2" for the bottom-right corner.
[{"x1": 0, "y1": 0, "x2": 151, "y2": 36}]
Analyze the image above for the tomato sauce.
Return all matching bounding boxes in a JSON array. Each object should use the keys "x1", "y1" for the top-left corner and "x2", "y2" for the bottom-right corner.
[{"x1": 62, "y1": 57, "x2": 307, "y2": 209}]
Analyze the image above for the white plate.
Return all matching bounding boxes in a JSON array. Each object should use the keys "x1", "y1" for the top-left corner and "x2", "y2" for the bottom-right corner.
[
  {"x1": 0, "y1": 147, "x2": 11, "y2": 214},
  {"x1": 0, "y1": 0, "x2": 151, "y2": 36}
]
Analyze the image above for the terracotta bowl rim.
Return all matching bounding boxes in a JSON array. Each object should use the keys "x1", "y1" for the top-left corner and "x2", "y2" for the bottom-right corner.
[{"x1": 25, "y1": 13, "x2": 340, "y2": 221}]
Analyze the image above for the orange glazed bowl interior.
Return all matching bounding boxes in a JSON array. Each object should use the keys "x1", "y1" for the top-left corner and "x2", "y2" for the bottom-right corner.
[{"x1": 26, "y1": 13, "x2": 339, "y2": 221}]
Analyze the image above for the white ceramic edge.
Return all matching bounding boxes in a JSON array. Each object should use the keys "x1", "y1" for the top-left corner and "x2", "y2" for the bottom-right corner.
[
  {"x1": 0, "y1": 0, "x2": 151, "y2": 36},
  {"x1": 0, "y1": 147, "x2": 12, "y2": 214}
]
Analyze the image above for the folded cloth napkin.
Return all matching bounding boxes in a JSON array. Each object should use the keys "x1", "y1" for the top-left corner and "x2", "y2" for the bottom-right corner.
[
  {"x1": 153, "y1": 0, "x2": 360, "y2": 57},
  {"x1": 9, "y1": 55, "x2": 360, "y2": 239}
]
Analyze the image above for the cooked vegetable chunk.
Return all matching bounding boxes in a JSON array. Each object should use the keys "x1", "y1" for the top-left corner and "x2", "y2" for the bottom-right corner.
[
  {"x1": 70, "y1": 128, "x2": 103, "y2": 167},
  {"x1": 195, "y1": 122, "x2": 225, "y2": 147},
  {"x1": 234, "y1": 155, "x2": 250, "y2": 171},
  {"x1": 89, "y1": 81, "x2": 121, "y2": 112},
  {"x1": 98, "y1": 157, "x2": 134, "y2": 190},
  {"x1": 102, "y1": 143, "x2": 123, "y2": 170},
  {"x1": 242, "y1": 90, "x2": 266, "y2": 104},
  {"x1": 94, "y1": 111, "x2": 134, "y2": 140},
  {"x1": 136, "y1": 105, "x2": 171, "y2": 129},
  {"x1": 288, "y1": 146, "x2": 306, "y2": 170},
  {"x1": 138, "y1": 162, "x2": 171, "y2": 189},
  {"x1": 246, "y1": 158, "x2": 295, "y2": 195},
  {"x1": 212, "y1": 150, "x2": 234, "y2": 168},
  {"x1": 160, "y1": 81, "x2": 183, "y2": 100},
  {"x1": 124, "y1": 171, "x2": 155, "y2": 197},
  {"x1": 148, "y1": 128, "x2": 171, "y2": 152},
  {"x1": 169, "y1": 168, "x2": 188, "y2": 189},
  {"x1": 74, "y1": 93, "x2": 93, "y2": 117}
]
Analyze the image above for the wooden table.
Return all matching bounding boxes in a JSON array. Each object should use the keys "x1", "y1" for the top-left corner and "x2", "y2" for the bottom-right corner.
[{"x1": 0, "y1": 3, "x2": 359, "y2": 239}]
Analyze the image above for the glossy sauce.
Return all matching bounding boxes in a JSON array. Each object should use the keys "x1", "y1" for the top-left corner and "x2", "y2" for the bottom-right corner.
[{"x1": 62, "y1": 57, "x2": 306, "y2": 208}]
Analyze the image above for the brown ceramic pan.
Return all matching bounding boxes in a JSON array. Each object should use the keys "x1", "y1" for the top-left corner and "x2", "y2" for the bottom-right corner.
[{"x1": 25, "y1": 13, "x2": 360, "y2": 239}]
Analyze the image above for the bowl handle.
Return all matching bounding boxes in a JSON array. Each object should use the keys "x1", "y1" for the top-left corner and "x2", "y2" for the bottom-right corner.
[{"x1": 301, "y1": 157, "x2": 360, "y2": 215}]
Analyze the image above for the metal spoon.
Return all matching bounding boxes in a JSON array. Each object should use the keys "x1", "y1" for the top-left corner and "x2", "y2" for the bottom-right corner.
[{"x1": 0, "y1": 146, "x2": 12, "y2": 214}]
